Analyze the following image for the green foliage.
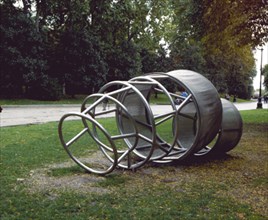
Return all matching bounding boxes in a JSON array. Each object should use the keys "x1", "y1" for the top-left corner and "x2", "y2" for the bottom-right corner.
[
  {"x1": 27, "y1": 76, "x2": 63, "y2": 100},
  {"x1": 106, "y1": 41, "x2": 142, "y2": 82},
  {"x1": 0, "y1": 3, "x2": 48, "y2": 98},
  {"x1": 169, "y1": 39, "x2": 205, "y2": 73},
  {"x1": 52, "y1": 30, "x2": 108, "y2": 94},
  {"x1": 263, "y1": 64, "x2": 268, "y2": 91},
  {"x1": 140, "y1": 46, "x2": 173, "y2": 73},
  {"x1": 168, "y1": 0, "x2": 260, "y2": 98},
  {"x1": 0, "y1": 0, "x2": 267, "y2": 100},
  {"x1": 199, "y1": 0, "x2": 268, "y2": 47}
]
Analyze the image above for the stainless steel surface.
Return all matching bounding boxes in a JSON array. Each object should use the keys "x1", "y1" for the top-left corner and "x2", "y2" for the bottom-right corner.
[
  {"x1": 195, "y1": 99, "x2": 243, "y2": 156},
  {"x1": 147, "y1": 70, "x2": 222, "y2": 161},
  {"x1": 57, "y1": 69, "x2": 243, "y2": 175}
]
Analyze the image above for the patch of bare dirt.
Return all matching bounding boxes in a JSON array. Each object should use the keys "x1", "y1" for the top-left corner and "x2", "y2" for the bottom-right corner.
[{"x1": 24, "y1": 160, "x2": 109, "y2": 196}]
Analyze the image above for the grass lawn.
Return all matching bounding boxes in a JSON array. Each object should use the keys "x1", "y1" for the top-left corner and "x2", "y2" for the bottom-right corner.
[
  {"x1": 0, "y1": 93, "x2": 252, "y2": 105},
  {"x1": 0, "y1": 110, "x2": 267, "y2": 219},
  {"x1": 0, "y1": 96, "x2": 87, "y2": 105}
]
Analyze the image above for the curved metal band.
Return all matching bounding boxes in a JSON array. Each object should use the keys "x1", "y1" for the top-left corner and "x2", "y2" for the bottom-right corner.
[
  {"x1": 164, "y1": 70, "x2": 222, "y2": 151},
  {"x1": 195, "y1": 99, "x2": 243, "y2": 156},
  {"x1": 217, "y1": 99, "x2": 243, "y2": 153},
  {"x1": 80, "y1": 93, "x2": 147, "y2": 170},
  {"x1": 58, "y1": 112, "x2": 118, "y2": 175},
  {"x1": 58, "y1": 69, "x2": 242, "y2": 174},
  {"x1": 98, "y1": 81, "x2": 157, "y2": 168},
  {"x1": 146, "y1": 70, "x2": 222, "y2": 160},
  {"x1": 128, "y1": 76, "x2": 178, "y2": 160}
]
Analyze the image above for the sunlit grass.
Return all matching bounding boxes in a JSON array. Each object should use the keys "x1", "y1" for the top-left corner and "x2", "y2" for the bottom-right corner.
[{"x1": 240, "y1": 109, "x2": 268, "y2": 123}]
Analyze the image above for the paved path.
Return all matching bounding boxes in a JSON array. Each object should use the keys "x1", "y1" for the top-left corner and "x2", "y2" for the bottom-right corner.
[{"x1": 0, "y1": 101, "x2": 267, "y2": 127}]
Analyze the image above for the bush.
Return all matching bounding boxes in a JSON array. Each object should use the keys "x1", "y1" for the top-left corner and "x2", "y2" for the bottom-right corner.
[{"x1": 26, "y1": 77, "x2": 62, "y2": 101}]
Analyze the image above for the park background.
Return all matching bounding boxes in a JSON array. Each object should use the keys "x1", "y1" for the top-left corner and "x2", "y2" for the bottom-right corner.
[
  {"x1": 254, "y1": 43, "x2": 267, "y2": 93},
  {"x1": 1, "y1": 0, "x2": 268, "y2": 101},
  {"x1": 1, "y1": 1, "x2": 268, "y2": 219}
]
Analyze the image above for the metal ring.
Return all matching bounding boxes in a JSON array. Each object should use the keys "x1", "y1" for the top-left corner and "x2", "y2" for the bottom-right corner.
[
  {"x1": 129, "y1": 76, "x2": 178, "y2": 161},
  {"x1": 58, "y1": 112, "x2": 118, "y2": 175},
  {"x1": 98, "y1": 81, "x2": 157, "y2": 169},
  {"x1": 146, "y1": 70, "x2": 222, "y2": 161},
  {"x1": 80, "y1": 93, "x2": 145, "y2": 170}
]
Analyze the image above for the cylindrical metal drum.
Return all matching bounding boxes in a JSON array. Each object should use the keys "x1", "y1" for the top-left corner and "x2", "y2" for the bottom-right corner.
[
  {"x1": 195, "y1": 99, "x2": 243, "y2": 156},
  {"x1": 147, "y1": 70, "x2": 222, "y2": 161}
]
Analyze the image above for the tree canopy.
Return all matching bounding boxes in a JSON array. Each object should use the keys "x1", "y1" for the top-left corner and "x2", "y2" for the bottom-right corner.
[{"x1": 0, "y1": 0, "x2": 267, "y2": 100}]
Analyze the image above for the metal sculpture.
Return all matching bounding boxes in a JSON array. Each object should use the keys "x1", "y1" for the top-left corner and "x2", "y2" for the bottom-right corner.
[{"x1": 58, "y1": 70, "x2": 243, "y2": 175}]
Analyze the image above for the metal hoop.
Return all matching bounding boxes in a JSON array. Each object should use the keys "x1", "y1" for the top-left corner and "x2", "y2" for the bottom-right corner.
[
  {"x1": 128, "y1": 76, "x2": 178, "y2": 160},
  {"x1": 98, "y1": 81, "x2": 157, "y2": 169},
  {"x1": 58, "y1": 112, "x2": 118, "y2": 175},
  {"x1": 81, "y1": 93, "x2": 147, "y2": 170}
]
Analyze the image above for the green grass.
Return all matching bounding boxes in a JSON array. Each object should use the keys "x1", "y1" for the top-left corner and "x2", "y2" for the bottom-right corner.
[
  {"x1": 0, "y1": 110, "x2": 267, "y2": 219},
  {"x1": 0, "y1": 95, "x2": 87, "y2": 105},
  {"x1": 240, "y1": 109, "x2": 268, "y2": 123},
  {"x1": 49, "y1": 166, "x2": 85, "y2": 177},
  {"x1": 1, "y1": 93, "x2": 253, "y2": 106},
  {"x1": 219, "y1": 94, "x2": 253, "y2": 103}
]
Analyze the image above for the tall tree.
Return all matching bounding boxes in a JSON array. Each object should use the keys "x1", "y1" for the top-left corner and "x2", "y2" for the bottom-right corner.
[
  {"x1": 2, "y1": 0, "x2": 266, "y2": 99},
  {"x1": 169, "y1": 0, "x2": 263, "y2": 98},
  {"x1": 0, "y1": 2, "x2": 48, "y2": 98},
  {"x1": 199, "y1": 0, "x2": 260, "y2": 96},
  {"x1": 51, "y1": 30, "x2": 107, "y2": 95},
  {"x1": 201, "y1": 0, "x2": 268, "y2": 48}
]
